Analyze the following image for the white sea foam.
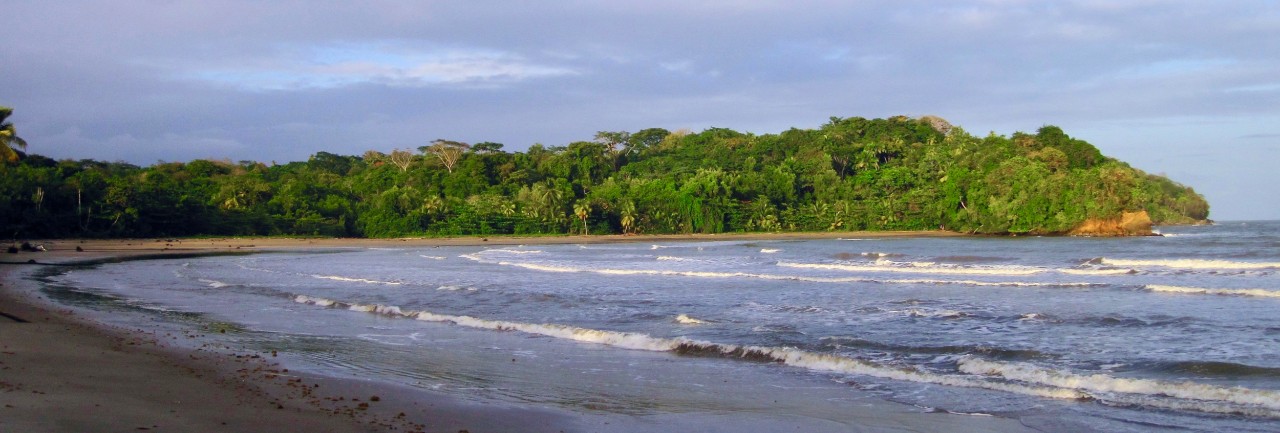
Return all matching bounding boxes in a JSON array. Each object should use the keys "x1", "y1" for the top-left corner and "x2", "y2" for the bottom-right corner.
[
  {"x1": 958, "y1": 358, "x2": 1280, "y2": 416},
  {"x1": 436, "y1": 285, "x2": 476, "y2": 292},
  {"x1": 198, "y1": 278, "x2": 231, "y2": 288},
  {"x1": 899, "y1": 308, "x2": 969, "y2": 319},
  {"x1": 656, "y1": 256, "x2": 690, "y2": 262},
  {"x1": 420, "y1": 255, "x2": 447, "y2": 260},
  {"x1": 294, "y1": 295, "x2": 336, "y2": 307},
  {"x1": 482, "y1": 248, "x2": 544, "y2": 255},
  {"x1": 760, "y1": 248, "x2": 781, "y2": 254},
  {"x1": 1146, "y1": 285, "x2": 1280, "y2": 298},
  {"x1": 779, "y1": 261, "x2": 1043, "y2": 276},
  {"x1": 1057, "y1": 268, "x2": 1136, "y2": 276},
  {"x1": 879, "y1": 278, "x2": 1096, "y2": 288},
  {"x1": 508, "y1": 263, "x2": 581, "y2": 273},
  {"x1": 675, "y1": 314, "x2": 705, "y2": 324},
  {"x1": 1100, "y1": 258, "x2": 1280, "y2": 270},
  {"x1": 310, "y1": 274, "x2": 402, "y2": 285}
]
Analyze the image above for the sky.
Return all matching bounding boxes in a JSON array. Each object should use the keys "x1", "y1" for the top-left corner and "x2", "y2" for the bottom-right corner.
[{"x1": 3, "y1": 1, "x2": 1278, "y2": 220}]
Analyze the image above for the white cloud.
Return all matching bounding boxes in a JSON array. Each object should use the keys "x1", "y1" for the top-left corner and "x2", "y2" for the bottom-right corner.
[{"x1": 184, "y1": 42, "x2": 577, "y2": 90}]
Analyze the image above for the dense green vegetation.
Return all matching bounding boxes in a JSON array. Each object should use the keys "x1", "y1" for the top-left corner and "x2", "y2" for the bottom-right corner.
[{"x1": 1, "y1": 114, "x2": 1208, "y2": 239}]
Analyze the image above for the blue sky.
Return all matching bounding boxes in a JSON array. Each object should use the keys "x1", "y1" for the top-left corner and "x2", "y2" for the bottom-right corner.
[{"x1": 3, "y1": 1, "x2": 1278, "y2": 220}]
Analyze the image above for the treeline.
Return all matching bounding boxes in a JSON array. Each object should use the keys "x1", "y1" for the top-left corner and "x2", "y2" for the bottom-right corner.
[{"x1": 1, "y1": 116, "x2": 1209, "y2": 239}]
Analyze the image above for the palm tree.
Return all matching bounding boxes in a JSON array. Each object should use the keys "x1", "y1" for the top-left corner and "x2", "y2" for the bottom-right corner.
[
  {"x1": 1, "y1": 106, "x2": 29, "y2": 163},
  {"x1": 573, "y1": 200, "x2": 591, "y2": 235},
  {"x1": 618, "y1": 200, "x2": 636, "y2": 234}
]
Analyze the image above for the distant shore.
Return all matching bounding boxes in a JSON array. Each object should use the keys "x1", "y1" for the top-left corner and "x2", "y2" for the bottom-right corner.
[
  {"x1": 5, "y1": 229, "x2": 963, "y2": 255},
  {"x1": 1, "y1": 230, "x2": 1040, "y2": 433}
]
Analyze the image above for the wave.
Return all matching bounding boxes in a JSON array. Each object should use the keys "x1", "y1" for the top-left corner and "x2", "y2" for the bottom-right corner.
[
  {"x1": 293, "y1": 294, "x2": 1280, "y2": 417},
  {"x1": 464, "y1": 254, "x2": 1096, "y2": 288},
  {"x1": 1018, "y1": 313, "x2": 1056, "y2": 322},
  {"x1": 786, "y1": 260, "x2": 1137, "y2": 278},
  {"x1": 1099, "y1": 258, "x2": 1280, "y2": 270},
  {"x1": 897, "y1": 308, "x2": 971, "y2": 319},
  {"x1": 833, "y1": 252, "x2": 903, "y2": 261},
  {"x1": 958, "y1": 358, "x2": 1280, "y2": 417},
  {"x1": 310, "y1": 274, "x2": 402, "y2": 285},
  {"x1": 779, "y1": 261, "x2": 1044, "y2": 276},
  {"x1": 656, "y1": 256, "x2": 691, "y2": 262},
  {"x1": 1057, "y1": 268, "x2": 1136, "y2": 276},
  {"x1": 1146, "y1": 285, "x2": 1280, "y2": 299},
  {"x1": 759, "y1": 248, "x2": 780, "y2": 254},
  {"x1": 420, "y1": 255, "x2": 447, "y2": 260},
  {"x1": 481, "y1": 248, "x2": 544, "y2": 255},
  {"x1": 198, "y1": 278, "x2": 231, "y2": 288},
  {"x1": 1138, "y1": 360, "x2": 1280, "y2": 378},
  {"x1": 884, "y1": 278, "x2": 1096, "y2": 288},
  {"x1": 820, "y1": 336, "x2": 1049, "y2": 361},
  {"x1": 675, "y1": 314, "x2": 705, "y2": 324},
  {"x1": 290, "y1": 295, "x2": 1085, "y2": 400}
]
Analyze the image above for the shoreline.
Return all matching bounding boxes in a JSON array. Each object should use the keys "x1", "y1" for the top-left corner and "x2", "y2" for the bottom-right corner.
[
  {"x1": 1, "y1": 244, "x2": 584, "y2": 433},
  {"x1": 2, "y1": 233, "x2": 1041, "y2": 433},
  {"x1": 5, "y1": 229, "x2": 965, "y2": 254}
]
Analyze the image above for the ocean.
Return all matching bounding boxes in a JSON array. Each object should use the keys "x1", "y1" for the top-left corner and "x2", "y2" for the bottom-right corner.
[{"x1": 29, "y1": 221, "x2": 1280, "y2": 432}]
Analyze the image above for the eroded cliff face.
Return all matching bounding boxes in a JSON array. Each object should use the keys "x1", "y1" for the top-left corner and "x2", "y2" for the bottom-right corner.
[{"x1": 1068, "y1": 210, "x2": 1155, "y2": 237}]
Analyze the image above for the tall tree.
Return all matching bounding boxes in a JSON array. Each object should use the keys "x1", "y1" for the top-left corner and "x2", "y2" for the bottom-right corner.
[
  {"x1": 420, "y1": 139, "x2": 470, "y2": 173},
  {"x1": 1, "y1": 106, "x2": 29, "y2": 163},
  {"x1": 387, "y1": 149, "x2": 416, "y2": 172}
]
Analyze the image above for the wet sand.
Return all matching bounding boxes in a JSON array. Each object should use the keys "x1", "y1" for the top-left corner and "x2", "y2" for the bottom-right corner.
[{"x1": 1, "y1": 232, "x2": 1039, "y2": 433}]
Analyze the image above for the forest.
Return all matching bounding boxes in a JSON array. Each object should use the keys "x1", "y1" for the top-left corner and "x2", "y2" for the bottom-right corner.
[{"x1": 1, "y1": 114, "x2": 1210, "y2": 239}]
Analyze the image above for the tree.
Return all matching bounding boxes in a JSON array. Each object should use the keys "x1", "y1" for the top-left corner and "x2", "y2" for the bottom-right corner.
[
  {"x1": 1, "y1": 106, "x2": 29, "y2": 163},
  {"x1": 573, "y1": 200, "x2": 591, "y2": 235},
  {"x1": 420, "y1": 139, "x2": 470, "y2": 173},
  {"x1": 388, "y1": 149, "x2": 415, "y2": 172},
  {"x1": 618, "y1": 199, "x2": 637, "y2": 234},
  {"x1": 472, "y1": 141, "x2": 505, "y2": 154}
]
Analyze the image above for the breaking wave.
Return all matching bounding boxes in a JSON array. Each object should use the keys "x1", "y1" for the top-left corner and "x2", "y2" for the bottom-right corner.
[
  {"x1": 462, "y1": 255, "x2": 1094, "y2": 288},
  {"x1": 959, "y1": 358, "x2": 1280, "y2": 417},
  {"x1": 310, "y1": 274, "x2": 403, "y2": 285},
  {"x1": 675, "y1": 314, "x2": 705, "y2": 324},
  {"x1": 1146, "y1": 285, "x2": 1280, "y2": 299},
  {"x1": 1099, "y1": 258, "x2": 1280, "y2": 270},
  {"x1": 198, "y1": 278, "x2": 231, "y2": 288},
  {"x1": 290, "y1": 295, "x2": 1086, "y2": 401},
  {"x1": 896, "y1": 308, "x2": 971, "y2": 319},
  {"x1": 1058, "y1": 268, "x2": 1137, "y2": 276},
  {"x1": 482, "y1": 248, "x2": 544, "y2": 255},
  {"x1": 779, "y1": 261, "x2": 1044, "y2": 276}
]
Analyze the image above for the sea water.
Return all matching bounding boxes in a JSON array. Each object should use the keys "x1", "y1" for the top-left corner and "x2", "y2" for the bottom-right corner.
[{"x1": 31, "y1": 221, "x2": 1280, "y2": 432}]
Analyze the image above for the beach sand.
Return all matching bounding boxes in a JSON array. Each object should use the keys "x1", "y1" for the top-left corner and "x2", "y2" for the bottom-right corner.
[{"x1": 1, "y1": 232, "x2": 1038, "y2": 433}]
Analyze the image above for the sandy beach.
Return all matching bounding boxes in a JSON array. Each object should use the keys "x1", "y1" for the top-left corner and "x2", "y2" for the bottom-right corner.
[{"x1": 1, "y1": 231, "x2": 1041, "y2": 433}]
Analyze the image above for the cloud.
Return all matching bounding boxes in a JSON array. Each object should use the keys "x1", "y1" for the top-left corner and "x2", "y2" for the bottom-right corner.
[{"x1": 178, "y1": 42, "x2": 578, "y2": 91}]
